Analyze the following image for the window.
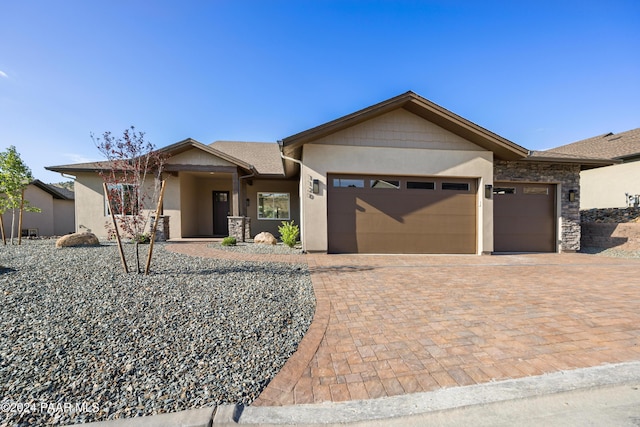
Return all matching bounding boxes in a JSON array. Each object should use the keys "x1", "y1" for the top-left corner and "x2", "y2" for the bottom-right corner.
[
  {"x1": 370, "y1": 179, "x2": 400, "y2": 189},
  {"x1": 493, "y1": 187, "x2": 516, "y2": 195},
  {"x1": 333, "y1": 178, "x2": 365, "y2": 188},
  {"x1": 442, "y1": 182, "x2": 470, "y2": 191},
  {"x1": 407, "y1": 181, "x2": 435, "y2": 190},
  {"x1": 523, "y1": 187, "x2": 548, "y2": 195},
  {"x1": 258, "y1": 192, "x2": 290, "y2": 220},
  {"x1": 105, "y1": 184, "x2": 139, "y2": 215}
]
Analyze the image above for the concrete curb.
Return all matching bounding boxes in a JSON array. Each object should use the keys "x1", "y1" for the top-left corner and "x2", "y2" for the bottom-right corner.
[
  {"x1": 228, "y1": 361, "x2": 640, "y2": 425},
  {"x1": 85, "y1": 406, "x2": 215, "y2": 426}
]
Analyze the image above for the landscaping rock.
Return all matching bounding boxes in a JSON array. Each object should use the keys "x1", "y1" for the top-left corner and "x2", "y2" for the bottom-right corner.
[
  {"x1": 254, "y1": 231, "x2": 277, "y2": 245},
  {"x1": 55, "y1": 232, "x2": 100, "y2": 248}
]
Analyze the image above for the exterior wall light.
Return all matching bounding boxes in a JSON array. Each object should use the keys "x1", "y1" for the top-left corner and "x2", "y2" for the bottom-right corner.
[
  {"x1": 568, "y1": 189, "x2": 576, "y2": 202},
  {"x1": 312, "y1": 179, "x2": 320, "y2": 194},
  {"x1": 485, "y1": 184, "x2": 493, "y2": 199}
]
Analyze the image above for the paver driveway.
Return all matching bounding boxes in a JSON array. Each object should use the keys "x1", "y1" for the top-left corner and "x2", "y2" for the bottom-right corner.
[{"x1": 254, "y1": 252, "x2": 640, "y2": 406}]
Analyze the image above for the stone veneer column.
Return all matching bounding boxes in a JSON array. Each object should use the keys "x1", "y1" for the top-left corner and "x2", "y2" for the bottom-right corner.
[
  {"x1": 227, "y1": 216, "x2": 244, "y2": 241},
  {"x1": 150, "y1": 216, "x2": 170, "y2": 242},
  {"x1": 494, "y1": 161, "x2": 581, "y2": 252},
  {"x1": 244, "y1": 217, "x2": 251, "y2": 241}
]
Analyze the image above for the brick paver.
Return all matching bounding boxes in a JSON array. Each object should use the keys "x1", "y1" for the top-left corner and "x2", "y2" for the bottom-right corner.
[
  {"x1": 254, "y1": 253, "x2": 640, "y2": 406},
  {"x1": 165, "y1": 243, "x2": 640, "y2": 406}
]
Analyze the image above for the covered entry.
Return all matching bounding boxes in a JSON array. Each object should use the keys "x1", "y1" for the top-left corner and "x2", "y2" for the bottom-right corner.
[
  {"x1": 493, "y1": 182, "x2": 556, "y2": 252},
  {"x1": 327, "y1": 174, "x2": 477, "y2": 254}
]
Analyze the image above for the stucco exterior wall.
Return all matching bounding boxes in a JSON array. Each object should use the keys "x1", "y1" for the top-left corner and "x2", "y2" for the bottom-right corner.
[
  {"x1": 1, "y1": 185, "x2": 54, "y2": 237},
  {"x1": 301, "y1": 143, "x2": 493, "y2": 253},
  {"x1": 74, "y1": 173, "x2": 164, "y2": 239},
  {"x1": 494, "y1": 161, "x2": 581, "y2": 252},
  {"x1": 580, "y1": 161, "x2": 640, "y2": 209},
  {"x1": 315, "y1": 109, "x2": 485, "y2": 151},
  {"x1": 167, "y1": 149, "x2": 236, "y2": 166},
  {"x1": 244, "y1": 179, "x2": 300, "y2": 238},
  {"x1": 73, "y1": 173, "x2": 107, "y2": 236},
  {"x1": 53, "y1": 199, "x2": 75, "y2": 235},
  {"x1": 162, "y1": 174, "x2": 181, "y2": 239}
]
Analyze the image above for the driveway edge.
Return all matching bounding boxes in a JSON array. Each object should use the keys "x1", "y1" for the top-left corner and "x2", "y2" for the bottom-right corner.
[
  {"x1": 252, "y1": 256, "x2": 330, "y2": 406},
  {"x1": 235, "y1": 361, "x2": 640, "y2": 425}
]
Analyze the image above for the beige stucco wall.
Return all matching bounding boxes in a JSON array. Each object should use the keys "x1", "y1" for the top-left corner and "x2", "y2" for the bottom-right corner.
[
  {"x1": 300, "y1": 142, "x2": 494, "y2": 253},
  {"x1": 580, "y1": 162, "x2": 640, "y2": 209},
  {"x1": 245, "y1": 179, "x2": 300, "y2": 238},
  {"x1": 167, "y1": 149, "x2": 236, "y2": 166},
  {"x1": 1, "y1": 185, "x2": 54, "y2": 237},
  {"x1": 53, "y1": 199, "x2": 75, "y2": 235},
  {"x1": 162, "y1": 174, "x2": 181, "y2": 239},
  {"x1": 74, "y1": 172, "x2": 110, "y2": 236},
  {"x1": 179, "y1": 173, "x2": 233, "y2": 237},
  {"x1": 74, "y1": 173, "x2": 164, "y2": 239}
]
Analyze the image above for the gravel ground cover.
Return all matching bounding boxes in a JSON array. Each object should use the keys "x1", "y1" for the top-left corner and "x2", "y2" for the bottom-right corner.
[
  {"x1": 0, "y1": 240, "x2": 314, "y2": 426},
  {"x1": 579, "y1": 247, "x2": 640, "y2": 258}
]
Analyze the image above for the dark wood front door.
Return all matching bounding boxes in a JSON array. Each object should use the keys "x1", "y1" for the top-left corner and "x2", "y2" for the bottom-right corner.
[{"x1": 213, "y1": 191, "x2": 230, "y2": 236}]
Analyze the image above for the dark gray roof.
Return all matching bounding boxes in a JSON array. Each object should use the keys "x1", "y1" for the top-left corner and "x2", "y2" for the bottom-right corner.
[
  {"x1": 547, "y1": 128, "x2": 640, "y2": 160},
  {"x1": 210, "y1": 141, "x2": 284, "y2": 176},
  {"x1": 32, "y1": 180, "x2": 74, "y2": 200}
]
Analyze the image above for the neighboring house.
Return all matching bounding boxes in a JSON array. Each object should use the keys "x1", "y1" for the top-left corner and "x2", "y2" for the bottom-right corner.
[
  {"x1": 547, "y1": 128, "x2": 640, "y2": 209},
  {"x1": 46, "y1": 91, "x2": 613, "y2": 254},
  {"x1": 0, "y1": 180, "x2": 75, "y2": 237}
]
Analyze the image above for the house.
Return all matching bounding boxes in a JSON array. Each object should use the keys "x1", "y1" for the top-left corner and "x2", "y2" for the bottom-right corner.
[
  {"x1": 1, "y1": 180, "x2": 75, "y2": 237},
  {"x1": 46, "y1": 91, "x2": 614, "y2": 254},
  {"x1": 547, "y1": 128, "x2": 640, "y2": 209}
]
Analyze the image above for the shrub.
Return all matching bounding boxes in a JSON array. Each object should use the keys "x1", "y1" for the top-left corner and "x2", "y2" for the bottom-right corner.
[
  {"x1": 278, "y1": 220, "x2": 299, "y2": 248},
  {"x1": 133, "y1": 233, "x2": 151, "y2": 244},
  {"x1": 221, "y1": 236, "x2": 237, "y2": 246}
]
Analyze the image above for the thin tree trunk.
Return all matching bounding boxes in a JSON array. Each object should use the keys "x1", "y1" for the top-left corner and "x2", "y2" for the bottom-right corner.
[
  {"x1": 10, "y1": 208, "x2": 15, "y2": 245},
  {"x1": 18, "y1": 189, "x2": 24, "y2": 245},
  {"x1": 145, "y1": 180, "x2": 166, "y2": 275},
  {"x1": 135, "y1": 242, "x2": 141, "y2": 274},
  {"x1": 103, "y1": 182, "x2": 129, "y2": 274},
  {"x1": 0, "y1": 214, "x2": 6, "y2": 245}
]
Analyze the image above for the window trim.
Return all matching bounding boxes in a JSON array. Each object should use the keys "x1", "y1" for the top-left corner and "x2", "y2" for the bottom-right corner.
[
  {"x1": 257, "y1": 192, "x2": 291, "y2": 221},
  {"x1": 104, "y1": 183, "x2": 139, "y2": 216}
]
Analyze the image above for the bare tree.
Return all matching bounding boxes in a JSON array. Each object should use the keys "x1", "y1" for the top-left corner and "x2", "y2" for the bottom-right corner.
[{"x1": 92, "y1": 127, "x2": 166, "y2": 273}]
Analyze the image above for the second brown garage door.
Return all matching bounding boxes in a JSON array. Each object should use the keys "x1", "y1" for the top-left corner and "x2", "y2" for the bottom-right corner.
[
  {"x1": 493, "y1": 182, "x2": 556, "y2": 252},
  {"x1": 327, "y1": 174, "x2": 477, "y2": 254}
]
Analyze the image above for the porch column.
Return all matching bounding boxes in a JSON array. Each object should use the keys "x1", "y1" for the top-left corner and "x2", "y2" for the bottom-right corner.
[{"x1": 231, "y1": 170, "x2": 240, "y2": 216}]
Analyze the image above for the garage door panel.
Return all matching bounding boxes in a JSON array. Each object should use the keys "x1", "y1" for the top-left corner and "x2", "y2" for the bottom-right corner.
[
  {"x1": 494, "y1": 182, "x2": 556, "y2": 252},
  {"x1": 328, "y1": 174, "x2": 477, "y2": 254}
]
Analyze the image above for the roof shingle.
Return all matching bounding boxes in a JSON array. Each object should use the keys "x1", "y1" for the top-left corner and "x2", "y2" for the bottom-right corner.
[{"x1": 547, "y1": 128, "x2": 640, "y2": 160}]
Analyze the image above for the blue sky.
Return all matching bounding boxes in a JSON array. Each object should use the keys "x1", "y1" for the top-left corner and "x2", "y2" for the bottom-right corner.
[{"x1": 1, "y1": 1, "x2": 639, "y2": 182}]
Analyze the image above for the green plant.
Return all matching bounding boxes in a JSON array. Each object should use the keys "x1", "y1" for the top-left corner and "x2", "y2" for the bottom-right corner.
[
  {"x1": 278, "y1": 220, "x2": 299, "y2": 248},
  {"x1": 133, "y1": 233, "x2": 151, "y2": 244},
  {"x1": 221, "y1": 236, "x2": 237, "y2": 246}
]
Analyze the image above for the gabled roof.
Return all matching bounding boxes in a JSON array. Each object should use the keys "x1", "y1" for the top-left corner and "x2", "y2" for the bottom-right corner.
[
  {"x1": 47, "y1": 138, "x2": 263, "y2": 176},
  {"x1": 31, "y1": 180, "x2": 74, "y2": 200},
  {"x1": 548, "y1": 128, "x2": 640, "y2": 161},
  {"x1": 158, "y1": 138, "x2": 256, "y2": 172},
  {"x1": 210, "y1": 141, "x2": 284, "y2": 176},
  {"x1": 281, "y1": 91, "x2": 530, "y2": 161}
]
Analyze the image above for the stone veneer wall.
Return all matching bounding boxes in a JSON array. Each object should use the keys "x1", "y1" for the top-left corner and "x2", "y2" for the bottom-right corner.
[
  {"x1": 580, "y1": 207, "x2": 640, "y2": 250},
  {"x1": 494, "y1": 161, "x2": 581, "y2": 252}
]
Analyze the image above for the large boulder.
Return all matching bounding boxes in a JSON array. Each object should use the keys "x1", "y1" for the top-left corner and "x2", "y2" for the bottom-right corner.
[
  {"x1": 56, "y1": 232, "x2": 100, "y2": 248},
  {"x1": 254, "y1": 231, "x2": 277, "y2": 245}
]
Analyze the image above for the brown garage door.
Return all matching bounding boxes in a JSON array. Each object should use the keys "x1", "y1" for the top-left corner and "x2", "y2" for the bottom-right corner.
[
  {"x1": 327, "y1": 174, "x2": 477, "y2": 254},
  {"x1": 493, "y1": 182, "x2": 556, "y2": 252}
]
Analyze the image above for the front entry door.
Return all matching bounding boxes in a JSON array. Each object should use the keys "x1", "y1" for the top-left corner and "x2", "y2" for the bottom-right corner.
[{"x1": 213, "y1": 191, "x2": 230, "y2": 236}]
